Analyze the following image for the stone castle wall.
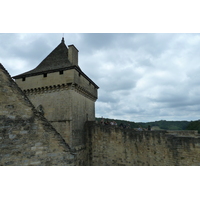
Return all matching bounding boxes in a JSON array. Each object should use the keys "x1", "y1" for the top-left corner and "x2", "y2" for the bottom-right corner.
[
  {"x1": 16, "y1": 69, "x2": 97, "y2": 149},
  {"x1": 85, "y1": 122, "x2": 200, "y2": 166},
  {"x1": 25, "y1": 88, "x2": 73, "y2": 146},
  {"x1": 0, "y1": 64, "x2": 78, "y2": 166}
]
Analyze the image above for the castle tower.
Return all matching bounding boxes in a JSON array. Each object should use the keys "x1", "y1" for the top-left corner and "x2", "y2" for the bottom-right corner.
[{"x1": 13, "y1": 38, "x2": 99, "y2": 149}]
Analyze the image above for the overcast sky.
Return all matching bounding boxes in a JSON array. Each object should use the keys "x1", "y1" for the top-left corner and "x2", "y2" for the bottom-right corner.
[{"x1": 1, "y1": 33, "x2": 200, "y2": 122}]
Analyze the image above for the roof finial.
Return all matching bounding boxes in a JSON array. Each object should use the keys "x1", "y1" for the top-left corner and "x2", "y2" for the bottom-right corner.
[{"x1": 61, "y1": 36, "x2": 65, "y2": 43}]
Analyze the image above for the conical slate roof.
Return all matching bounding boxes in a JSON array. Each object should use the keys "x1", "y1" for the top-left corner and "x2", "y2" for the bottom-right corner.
[{"x1": 13, "y1": 38, "x2": 74, "y2": 79}]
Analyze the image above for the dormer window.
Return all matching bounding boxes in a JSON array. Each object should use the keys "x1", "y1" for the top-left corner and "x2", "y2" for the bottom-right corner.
[{"x1": 43, "y1": 73, "x2": 47, "y2": 78}]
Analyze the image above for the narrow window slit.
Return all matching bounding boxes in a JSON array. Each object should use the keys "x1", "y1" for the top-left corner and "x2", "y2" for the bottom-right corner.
[{"x1": 43, "y1": 73, "x2": 47, "y2": 77}]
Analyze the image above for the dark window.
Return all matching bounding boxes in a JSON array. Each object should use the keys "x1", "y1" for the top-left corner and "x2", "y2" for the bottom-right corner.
[
  {"x1": 59, "y1": 71, "x2": 63, "y2": 75},
  {"x1": 43, "y1": 73, "x2": 47, "y2": 78},
  {"x1": 22, "y1": 77, "x2": 26, "y2": 81},
  {"x1": 79, "y1": 72, "x2": 81, "y2": 77}
]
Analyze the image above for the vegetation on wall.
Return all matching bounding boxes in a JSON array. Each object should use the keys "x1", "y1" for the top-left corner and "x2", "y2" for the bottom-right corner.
[
  {"x1": 96, "y1": 117, "x2": 191, "y2": 131},
  {"x1": 95, "y1": 117, "x2": 138, "y2": 128}
]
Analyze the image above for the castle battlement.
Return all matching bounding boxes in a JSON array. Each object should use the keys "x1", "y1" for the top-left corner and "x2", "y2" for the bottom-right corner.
[{"x1": 23, "y1": 82, "x2": 97, "y2": 101}]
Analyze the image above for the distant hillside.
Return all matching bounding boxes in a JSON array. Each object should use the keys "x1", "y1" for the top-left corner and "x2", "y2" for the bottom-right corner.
[
  {"x1": 138, "y1": 120, "x2": 190, "y2": 131},
  {"x1": 186, "y1": 120, "x2": 200, "y2": 133},
  {"x1": 95, "y1": 117, "x2": 190, "y2": 131}
]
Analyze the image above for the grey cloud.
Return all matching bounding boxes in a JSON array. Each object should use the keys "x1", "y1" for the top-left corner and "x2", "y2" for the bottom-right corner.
[
  {"x1": 82, "y1": 33, "x2": 115, "y2": 48},
  {"x1": 98, "y1": 90, "x2": 119, "y2": 103},
  {"x1": 100, "y1": 76, "x2": 137, "y2": 92},
  {"x1": 2, "y1": 33, "x2": 200, "y2": 122}
]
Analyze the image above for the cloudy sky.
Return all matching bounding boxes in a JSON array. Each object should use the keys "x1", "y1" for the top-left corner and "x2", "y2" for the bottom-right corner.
[{"x1": 1, "y1": 33, "x2": 200, "y2": 122}]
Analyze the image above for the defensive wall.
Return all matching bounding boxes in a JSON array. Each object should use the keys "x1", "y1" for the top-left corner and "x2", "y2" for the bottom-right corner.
[{"x1": 85, "y1": 122, "x2": 200, "y2": 166}]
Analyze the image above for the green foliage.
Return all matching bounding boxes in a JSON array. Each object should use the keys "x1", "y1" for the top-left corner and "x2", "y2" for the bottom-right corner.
[
  {"x1": 186, "y1": 120, "x2": 200, "y2": 133},
  {"x1": 96, "y1": 117, "x2": 190, "y2": 130},
  {"x1": 138, "y1": 120, "x2": 190, "y2": 130}
]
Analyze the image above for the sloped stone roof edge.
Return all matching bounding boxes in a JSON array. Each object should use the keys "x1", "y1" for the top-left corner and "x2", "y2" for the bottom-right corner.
[{"x1": 0, "y1": 63, "x2": 74, "y2": 154}]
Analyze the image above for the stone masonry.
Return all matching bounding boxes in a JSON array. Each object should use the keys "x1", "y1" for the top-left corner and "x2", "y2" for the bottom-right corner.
[
  {"x1": 85, "y1": 122, "x2": 200, "y2": 166},
  {"x1": 0, "y1": 64, "x2": 77, "y2": 165}
]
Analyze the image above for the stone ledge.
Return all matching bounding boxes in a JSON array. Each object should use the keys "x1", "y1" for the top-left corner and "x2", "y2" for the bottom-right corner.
[{"x1": 23, "y1": 83, "x2": 97, "y2": 101}]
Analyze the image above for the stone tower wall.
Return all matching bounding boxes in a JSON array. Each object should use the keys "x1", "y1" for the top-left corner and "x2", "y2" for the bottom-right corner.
[
  {"x1": 15, "y1": 69, "x2": 97, "y2": 98},
  {"x1": 73, "y1": 70, "x2": 98, "y2": 98},
  {"x1": 15, "y1": 69, "x2": 74, "y2": 90},
  {"x1": 15, "y1": 68, "x2": 97, "y2": 149},
  {"x1": 25, "y1": 89, "x2": 72, "y2": 145},
  {"x1": 71, "y1": 90, "x2": 95, "y2": 148}
]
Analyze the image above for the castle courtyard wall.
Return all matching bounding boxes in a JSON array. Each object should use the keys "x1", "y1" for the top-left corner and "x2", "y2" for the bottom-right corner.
[{"x1": 85, "y1": 122, "x2": 200, "y2": 166}]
